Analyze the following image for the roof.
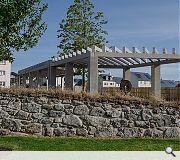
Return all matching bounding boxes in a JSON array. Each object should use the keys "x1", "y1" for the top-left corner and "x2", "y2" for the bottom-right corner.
[
  {"x1": 112, "y1": 77, "x2": 123, "y2": 84},
  {"x1": 161, "y1": 80, "x2": 179, "y2": 88},
  {"x1": 74, "y1": 79, "x2": 82, "y2": 86},
  {"x1": 99, "y1": 74, "x2": 112, "y2": 77},
  {"x1": 131, "y1": 72, "x2": 151, "y2": 81},
  {"x1": 18, "y1": 45, "x2": 180, "y2": 76}
]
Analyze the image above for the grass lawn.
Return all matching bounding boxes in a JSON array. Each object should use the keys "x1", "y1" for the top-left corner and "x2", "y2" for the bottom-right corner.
[{"x1": 0, "y1": 136, "x2": 179, "y2": 151}]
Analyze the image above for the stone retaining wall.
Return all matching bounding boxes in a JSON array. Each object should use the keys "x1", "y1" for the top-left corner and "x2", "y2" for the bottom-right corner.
[{"x1": 0, "y1": 93, "x2": 179, "y2": 138}]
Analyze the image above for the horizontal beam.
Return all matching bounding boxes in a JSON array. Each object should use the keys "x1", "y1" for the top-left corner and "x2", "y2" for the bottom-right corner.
[
  {"x1": 51, "y1": 52, "x2": 90, "y2": 67},
  {"x1": 18, "y1": 60, "x2": 51, "y2": 75},
  {"x1": 95, "y1": 52, "x2": 180, "y2": 60},
  {"x1": 97, "y1": 59, "x2": 180, "y2": 69}
]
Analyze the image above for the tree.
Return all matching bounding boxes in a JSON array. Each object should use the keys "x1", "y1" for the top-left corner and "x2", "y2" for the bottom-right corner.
[
  {"x1": 57, "y1": 0, "x2": 108, "y2": 91},
  {"x1": 57, "y1": 0, "x2": 108, "y2": 55},
  {"x1": 0, "y1": 0, "x2": 48, "y2": 62}
]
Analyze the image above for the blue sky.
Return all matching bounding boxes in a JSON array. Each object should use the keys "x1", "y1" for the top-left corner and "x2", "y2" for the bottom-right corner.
[{"x1": 13, "y1": 0, "x2": 180, "y2": 80}]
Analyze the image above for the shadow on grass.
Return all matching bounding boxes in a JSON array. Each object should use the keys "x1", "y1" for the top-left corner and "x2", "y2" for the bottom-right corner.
[{"x1": 0, "y1": 144, "x2": 19, "y2": 151}]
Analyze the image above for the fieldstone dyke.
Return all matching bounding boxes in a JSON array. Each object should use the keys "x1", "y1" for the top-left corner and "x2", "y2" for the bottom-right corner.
[{"x1": 0, "y1": 93, "x2": 179, "y2": 138}]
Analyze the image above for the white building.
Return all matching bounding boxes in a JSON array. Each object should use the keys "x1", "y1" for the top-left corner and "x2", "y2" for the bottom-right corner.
[
  {"x1": 0, "y1": 60, "x2": 11, "y2": 88},
  {"x1": 131, "y1": 72, "x2": 151, "y2": 88}
]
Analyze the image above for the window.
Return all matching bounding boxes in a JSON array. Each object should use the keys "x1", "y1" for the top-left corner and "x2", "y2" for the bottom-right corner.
[
  {"x1": 169, "y1": 81, "x2": 174, "y2": 85},
  {"x1": 0, "y1": 71, "x2": 5, "y2": 76},
  {"x1": 0, "y1": 81, "x2": 5, "y2": 87},
  {"x1": 0, "y1": 60, "x2": 6, "y2": 65},
  {"x1": 136, "y1": 73, "x2": 142, "y2": 79},
  {"x1": 145, "y1": 74, "x2": 151, "y2": 79},
  {"x1": 110, "y1": 83, "x2": 113, "y2": 85}
]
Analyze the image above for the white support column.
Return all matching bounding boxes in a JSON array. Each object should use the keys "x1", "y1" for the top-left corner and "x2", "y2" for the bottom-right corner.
[
  {"x1": 88, "y1": 55, "x2": 98, "y2": 94},
  {"x1": 65, "y1": 63, "x2": 74, "y2": 90},
  {"x1": 123, "y1": 68, "x2": 131, "y2": 81},
  {"x1": 17, "y1": 75, "x2": 21, "y2": 87},
  {"x1": 22, "y1": 75, "x2": 27, "y2": 87},
  {"x1": 29, "y1": 73, "x2": 33, "y2": 87},
  {"x1": 151, "y1": 64, "x2": 161, "y2": 98},
  {"x1": 61, "y1": 76, "x2": 65, "y2": 89},
  {"x1": 48, "y1": 66, "x2": 56, "y2": 88},
  {"x1": 36, "y1": 71, "x2": 44, "y2": 88}
]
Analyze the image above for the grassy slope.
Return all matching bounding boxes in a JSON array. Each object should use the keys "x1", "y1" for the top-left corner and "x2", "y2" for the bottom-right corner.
[{"x1": 0, "y1": 137, "x2": 179, "y2": 151}]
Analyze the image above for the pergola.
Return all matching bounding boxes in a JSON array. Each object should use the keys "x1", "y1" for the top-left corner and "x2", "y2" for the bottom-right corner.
[{"x1": 18, "y1": 45, "x2": 180, "y2": 97}]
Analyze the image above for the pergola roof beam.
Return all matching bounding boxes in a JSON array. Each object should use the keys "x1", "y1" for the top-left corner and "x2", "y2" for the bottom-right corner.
[
  {"x1": 100, "y1": 57, "x2": 121, "y2": 66},
  {"x1": 122, "y1": 58, "x2": 135, "y2": 65},
  {"x1": 111, "y1": 46, "x2": 122, "y2": 53},
  {"x1": 140, "y1": 58, "x2": 147, "y2": 63},
  {"x1": 98, "y1": 58, "x2": 112, "y2": 66},
  {"x1": 98, "y1": 59, "x2": 180, "y2": 69},
  {"x1": 107, "y1": 57, "x2": 126, "y2": 66},
  {"x1": 95, "y1": 52, "x2": 180, "y2": 59},
  {"x1": 130, "y1": 58, "x2": 141, "y2": 64},
  {"x1": 115, "y1": 58, "x2": 134, "y2": 65}
]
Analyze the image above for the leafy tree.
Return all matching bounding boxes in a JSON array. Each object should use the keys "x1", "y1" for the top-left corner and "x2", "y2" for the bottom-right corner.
[
  {"x1": 0, "y1": 0, "x2": 48, "y2": 62},
  {"x1": 57, "y1": 0, "x2": 108, "y2": 91},
  {"x1": 57, "y1": 0, "x2": 108, "y2": 55}
]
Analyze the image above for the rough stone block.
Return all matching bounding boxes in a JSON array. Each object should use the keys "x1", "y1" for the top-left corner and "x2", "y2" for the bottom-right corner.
[
  {"x1": 124, "y1": 128, "x2": 139, "y2": 137},
  {"x1": 88, "y1": 126, "x2": 96, "y2": 135},
  {"x1": 2, "y1": 118, "x2": 21, "y2": 132},
  {"x1": 135, "y1": 121, "x2": 149, "y2": 128},
  {"x1": 32, "y1": 113, "x2": 44, "y2": 119},
  {"x1": 164, "y1": 127, "x2": 180, "y2": 138},
  {"x1": 106, "y1": 109, "x2": 121, "y2": 118},
  {"x1": 76, "y1": 128, "x2": 88, "y2": 136},
  {"x1": 83, "y1": 115, "x2": 110, "y2": 127},
  {"x1": 90, "y1": 107, "x2": 105, "y2": 116},
  {"x1": 54, "y1": 103, "x2": 65, "y2": 111},
  {"x1": 0, "y1": 129, "x2": 10, "y2": 135},
  {"x1": 49, "y1": 110, "x2": 65, "y2": 117},
  {"x1": 26, "y1": 123, "x2": 42, "y2": 134},
  {"x1": 0, "y1": 110, "x2": 10, "y2": 119},
  {"x1": 73, "y1": 100, "x2": 84, "y2": 106},
  {"x1": 15, "y1": 110, "x2": 29, "y2": 120},
  {"x1": 54, "y1": 128, "x2": 67, "y2": 136},
  {"x1": 40, "y1": 117, "x2": 54, "y2": 124},
  {"x1": 74, "y1": 105, "x2": 89, "y2": 115},
  {"x1": 22, "y1": 103, "x2": 41, "y2": 113},
  {"x1": 111, "y1": 118, "x2": 128, "y2": 128},
  {"x1": 95, "y1": 127, "x2": 115, "y2": 137},
  {"x1": 63, "y1": 115, "x2": 82, "y2": 127},
  {"x1": 42, "y1": 104, "x2": 54, "y2": 110},
  {"x1": 141, "y1": 109, "x2": 153, "y2": 121}
]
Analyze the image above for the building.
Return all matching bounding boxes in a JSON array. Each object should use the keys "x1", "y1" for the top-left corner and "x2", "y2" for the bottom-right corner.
[
  {"x1": 99, "y1": 72, "x2": 179, "y2": 88},
  {"x1": 99, "y1": 74, "x2": 116, "y2": 88},
  {"x1": 131, "y1": 72, "x2": 179, "y2": 88},
  {"x1": 161, "y1": 80, "x2": 179, "y2": 88},
  {"x1": 0, "y1": 60, "x2": 11, "y2": 88},
  {"x1": 131, "y1": 72, "x2": 151, "y2": 87}
]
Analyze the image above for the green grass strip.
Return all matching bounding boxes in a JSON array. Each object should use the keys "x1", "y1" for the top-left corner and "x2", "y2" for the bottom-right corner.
[{"x1": 0, "y1": 136, "x2": 179, "y2": 151}]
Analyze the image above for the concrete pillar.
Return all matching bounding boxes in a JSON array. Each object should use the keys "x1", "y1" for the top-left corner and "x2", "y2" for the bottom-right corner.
[
  {"x1": 151, "y1": 64, "x2": 161, "y2": 98},
  {"x1": 17, "y1": 75, "x2": 21, "y2": 86},
  {"x1": 22, "y1": 75, "x2": 26, "y2": 87},
  {"x1": 37, "y1": 76, "x2": 43, "y2": 88},
  {"x1": 48, "y1": 66, "x2": 56, "y2": 88},
  {"x1": 36, "y1": 71, "x2": 43, "y2": 88},
  {"x1": 29, "y1": 73, "x2": 33, "y2": 87},
  {"x1": 123, "y1": 68, "x2": 131, "y2": 81},
  {"x1": 61, "y1": 77, "x2": 65, "y2": 89},
  {"x1": 82, "y1": 67, "x2": 85, "y2": 91},
  {"x1": 65, "y1": 63, "x2": 74, "y2": 90},
  {"x1": 88, "y1": 55, "x2": 98, "y2": 94}
]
